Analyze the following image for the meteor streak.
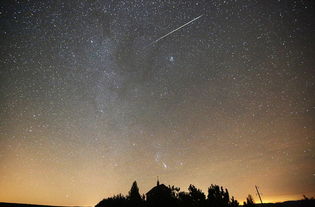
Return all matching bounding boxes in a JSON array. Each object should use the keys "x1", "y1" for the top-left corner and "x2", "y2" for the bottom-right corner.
[{"x1": 145, "y1": 14, "x2": 203, "y2": 48}]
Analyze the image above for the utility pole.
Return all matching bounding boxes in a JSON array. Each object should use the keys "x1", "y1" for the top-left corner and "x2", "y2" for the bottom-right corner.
[{"x1": 255, "y1": 185, "x2": 264, "y2": 206}]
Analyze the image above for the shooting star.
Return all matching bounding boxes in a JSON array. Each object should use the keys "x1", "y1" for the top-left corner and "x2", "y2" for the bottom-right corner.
[
  {"x1": 144, "y1": 14, "x2": 203, "y2": 48},
  {"x1": 162, "y1": 161, "x2": 168, "y2": 169}
]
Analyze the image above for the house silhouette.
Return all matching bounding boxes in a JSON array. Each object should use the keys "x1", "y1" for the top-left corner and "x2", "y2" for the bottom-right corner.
[{"x1": 146, "y1": 178, "x2": 176, "y2": 207}]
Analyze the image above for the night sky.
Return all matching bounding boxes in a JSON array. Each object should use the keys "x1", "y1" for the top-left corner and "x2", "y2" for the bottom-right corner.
[{"x1": 1, "y1": 0, "x2": 315, "y2": 206}]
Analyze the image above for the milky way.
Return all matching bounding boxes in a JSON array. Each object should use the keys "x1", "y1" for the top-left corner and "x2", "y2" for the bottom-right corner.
[{"x1": 0, "y1": 0, "x2": 315, "y2": 205}]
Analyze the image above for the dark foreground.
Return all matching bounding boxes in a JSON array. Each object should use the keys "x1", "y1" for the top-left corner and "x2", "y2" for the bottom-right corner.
[
  {"x1": 95, "y1": 181, "x2": 315, "y2": 207},
  {"x1": 1, "y1": 200, "x2": 315, "y2": 207}
]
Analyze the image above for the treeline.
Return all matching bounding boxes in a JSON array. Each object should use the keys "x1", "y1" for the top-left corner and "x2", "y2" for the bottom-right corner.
[{"x1": 95, "y1": 181, "x2": 256, "y2": 207}]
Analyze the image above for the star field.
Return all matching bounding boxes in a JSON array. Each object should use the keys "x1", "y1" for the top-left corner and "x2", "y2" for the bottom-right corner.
[{"x1": 0, "y1": 0, "x2": 315, "y2": 206}]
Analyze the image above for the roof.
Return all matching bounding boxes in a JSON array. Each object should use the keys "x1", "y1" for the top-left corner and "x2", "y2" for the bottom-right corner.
[{"x1": 146, "y1": 184, "x2": 170, "y2": 196}]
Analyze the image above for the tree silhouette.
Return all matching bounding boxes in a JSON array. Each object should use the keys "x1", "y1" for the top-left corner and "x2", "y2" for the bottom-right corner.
[
  {"x1": 169, "y1": 185, "x2": 181, "y2": 199},
  {"x1": 188, "y1": 184, "x2": 206, "y2": 207},
  {"x1": 229, "y1": 196, "x2": 239, "y2": 207},
  {"x1": 128, "y1": 181, "x2": 142, "y2": 200},
  {"x1": 243, "y1": 194, "x2": 255, "y2": 207},
  {"x1": 127, "y1": 181, "x2": 144, "y2": 207},
  {"x1": 207, "y1": 184, "x2": 230, "y2": 207},
  {"x1": 96, "y1": 181, "x2": 240, "y2": 207},
  {"x1": 178, "y1": 191, "x2": 193, "y2": 207}
]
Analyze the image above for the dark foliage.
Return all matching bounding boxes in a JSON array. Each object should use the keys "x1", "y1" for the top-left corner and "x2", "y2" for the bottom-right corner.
[
  {"x1": 127, "y1": 181, "x2": 145, "y2": 207},
  {"x1": 207, "y1": 184, "x2": 238, "y2": 207},
  {"x1": 95, "y1": 181, "x2": 240, "y2": 207},
  {"x1": 243, "y1": 194, "x2": 255, "y2": 207},
  {"x1": 95, "y1": 181, "x2": 315, "y2": 207}
]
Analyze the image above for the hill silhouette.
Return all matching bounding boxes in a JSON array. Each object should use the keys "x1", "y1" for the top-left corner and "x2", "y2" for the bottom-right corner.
[{"x1": 95, "y1": 181, "x2": 315, "y2": 207}]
